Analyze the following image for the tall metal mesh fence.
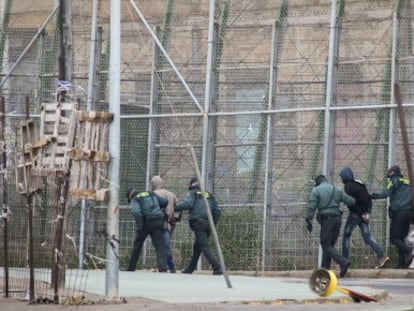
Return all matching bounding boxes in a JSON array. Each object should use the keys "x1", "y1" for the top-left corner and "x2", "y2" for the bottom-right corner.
[{"x1": 1, "y1": 0, "x2": 414, "y2": 302}]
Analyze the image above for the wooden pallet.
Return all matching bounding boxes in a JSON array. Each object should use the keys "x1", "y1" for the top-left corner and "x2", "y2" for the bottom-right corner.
[
  {"x1": 69, "y1": 110, "x2": 113, "y2": 201},
  {"x1": 16, "y1": 119, "x2": 43, "y2": 194},
  {"x1": 16, "y1": 101, "x2": 113, "y2": 201},
  {"x1": 30, "y1": 102, "x2": 78, "y2": 176}
]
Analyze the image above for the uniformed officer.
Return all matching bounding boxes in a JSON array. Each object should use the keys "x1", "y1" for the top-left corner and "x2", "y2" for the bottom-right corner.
[
  {"x1": 175, "y1": 177, "x2": 222, "y2": 275},
  {"x1": 305, "y1": 175, "x2": 356, "y2": 277},
  {"x1": 124, "y1": 189, "x2": 168, "y2": 272},
  {"x1": 372, "y1": 165, "x2": 414, "y2": 268}
]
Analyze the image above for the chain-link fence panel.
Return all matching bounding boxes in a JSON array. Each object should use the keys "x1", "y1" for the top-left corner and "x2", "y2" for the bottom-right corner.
[{"x1": 2, "y1": 0, "x2": 414, "y2": 303}]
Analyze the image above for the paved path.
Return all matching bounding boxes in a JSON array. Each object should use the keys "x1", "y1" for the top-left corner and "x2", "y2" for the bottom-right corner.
[
  {"x1": 2, "y1": 268, "x2": 413, "y2": 310},
  {"x1": 78, "y1": 269, "x2": 385, "y2": 304}
]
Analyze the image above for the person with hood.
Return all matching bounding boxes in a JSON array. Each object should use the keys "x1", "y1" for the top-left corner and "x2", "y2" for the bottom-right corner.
[
  {"x1": 175, "y1": 177, "x2": 222, "y2": 275},
  {"x1": 339, "y1": 166, "x2": 389, "y2": 269},
  {"x1": 305, "y1": 174, "x2": 356, "y2": 277},
  {"x1": 372, "y1": 165, "x2": 414, "y2": 269},
  {"x1": 124, "y1": 188, "x2": 168, "y2": 272},
  {"x1": 150, "y1": 175, "x2": 182, "y2": 273}
]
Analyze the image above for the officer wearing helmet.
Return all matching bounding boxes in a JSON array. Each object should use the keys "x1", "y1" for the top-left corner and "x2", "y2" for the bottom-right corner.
[
  {"x1": 123, "y1": 188, "x2": 169, "y2": 272},
  {"x1": 305, "y1": 174, "x2": 356, "y2": 277},
  {"x1": 372, "y1": 165, "x2": 414, "y2": 268},
  {"x1": 175, "y1": 177, "x2": 222, "y2": 275}
]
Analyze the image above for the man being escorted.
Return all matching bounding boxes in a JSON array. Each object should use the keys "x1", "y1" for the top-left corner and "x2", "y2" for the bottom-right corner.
[
  {"x1": 151, "y1": 175, "x2": 182, "y2": 273},
  {"x1": 124, "y1": 189, "x2": 168, "y2": 272},
  {"x1": 339, "y1": 166, "x2": 389, "y2": 269},
  {"x1": 305, "y1": 175, "x2": 356, "y2": 277},
  {"x1": 372, "y1": 165, "x2": 414, "y2": 269},
  {"x1": 175, "y1": 177, "x2": 222, "y2": 275}
]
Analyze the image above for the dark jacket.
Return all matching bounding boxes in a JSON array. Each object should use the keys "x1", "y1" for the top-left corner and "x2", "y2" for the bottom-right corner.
[
  {"x1": 339, "y1": 167, "x2": 372, "y2": 216},
  {"x1": 306, "y1": 179, "x2": 356, "y2": 222},
  {"x1": 175, "y1": 187, "x2": 221, "y2": 224},
  {"x1": 130, "y1": 191, "x2": 168, "y2": 229},
  {"x1": 372, "y1": 173, "x2": 412, "y2": 212}
]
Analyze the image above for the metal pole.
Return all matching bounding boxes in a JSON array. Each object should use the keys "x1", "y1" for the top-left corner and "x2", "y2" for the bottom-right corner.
[
  {"x1": 388, "y1": 12, "x2": 398, "y2": 170},
  {"x1": 146, "y1": 26, "x2": 160, "y2": 188},
  {"x1": 201, "y1": 0, "x2": 216, "y2": 188},
  {"x1": 394, "y1": 84, "x2": 414, "y2": 222},
  {"x1": 322, "y1": 0, "x2": 338, "y2": 176},
  {"x1": 87, "y1": 0, "x2": 99, "y2": 110},
  {"x1": 261, "y1": 1, "x2": 287, "y2": 272},
  {"x1": 386, "y1": 12, "x2": 398, "y2": 252},
  {"x1": 79, "y1": 0, "x2": 100, "y2": 270},
  {"x1": 106, "y1": 0, "x2": 121, "y2": 299},
  {"x1": 24, "y1": 97, "x2": 34, "y2": 303},
  {"x1": 0, "y1": 96, "x2": 8, "y2": 297},
  {"x1": 320, "y1": 0, "x2": 338, "y2": 268}
]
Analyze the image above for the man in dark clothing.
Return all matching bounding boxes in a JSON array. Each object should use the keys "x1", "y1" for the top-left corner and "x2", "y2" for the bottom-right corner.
[
  {"x1": 372, "y1": 165, "x2": 414, "y2": 269},
  {"x1": 339, "y1": 167, "x2": 389, "y2": 269},
  {"x1": 124, "y1": 188, "x2": 168, "y2": 272},
  {"x1": 175, "y1": 177, "x2": 222, "y2": 275},
  {"x1": 305, "y1": 174, "x2": 356, "y2": 277}
]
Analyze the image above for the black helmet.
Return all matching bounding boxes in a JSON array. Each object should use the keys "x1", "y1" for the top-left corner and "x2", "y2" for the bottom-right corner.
[
  {"x1": 387, "y1": 165, "x2": 401, "y2": 177},
  {"x1": 126, "y1": 188, "x2": 139, "y2": 203},
  {"x1": 314, "y1": 175, "x2": 326, "y2": 187},
  {"x1": 188, "y1": 177, "x2": 199, "y2": 190}
]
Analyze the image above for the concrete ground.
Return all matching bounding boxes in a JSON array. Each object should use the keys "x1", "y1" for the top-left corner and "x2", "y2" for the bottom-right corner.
[{"x1": 1, "y1": 268, "x2": 413, "y2": 310}]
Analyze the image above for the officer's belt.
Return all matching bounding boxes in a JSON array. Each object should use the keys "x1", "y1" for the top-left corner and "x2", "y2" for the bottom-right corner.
[{"x1": 320, "y1": 213, "x2": 341, "y2": 220}]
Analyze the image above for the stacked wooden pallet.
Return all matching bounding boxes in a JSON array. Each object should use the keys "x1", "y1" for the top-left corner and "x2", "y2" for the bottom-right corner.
[{"x1": 16, "y1": 101, "x2": 113, "y2": 201}]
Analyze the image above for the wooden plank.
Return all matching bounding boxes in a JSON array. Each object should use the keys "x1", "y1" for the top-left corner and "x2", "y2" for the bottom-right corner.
[
  {"x1": 76, "y1": 111, "x2": 114, "y2": 122},
  {"x1": 68, "y1": 149, "x2": 110, "y2": 162},
  {"x1": 30, "y1": 137, "x2": 55, "y2": 149},
  {"x1": 69, "y1": 188, "x2": 109, "y2": 201}
]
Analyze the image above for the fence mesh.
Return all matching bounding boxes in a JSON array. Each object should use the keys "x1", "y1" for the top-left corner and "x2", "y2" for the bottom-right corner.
[{"x1": 1, "y1": 0, "x2": 414, "y2": 303}]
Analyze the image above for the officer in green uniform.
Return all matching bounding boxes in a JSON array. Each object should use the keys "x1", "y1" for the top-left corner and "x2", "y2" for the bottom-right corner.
[
  {"x1": 124, "y1": 189, "x2": 168, "y2": 272},
  {"x1": 305, "y1": 175, "x2": 356, "y2": 277},
  {"x1": 372, "y1": 165, "x2": 414, "y2": 268},
  {"x1": 176, "y1": 177, "x2": 222, "y2": 275}
]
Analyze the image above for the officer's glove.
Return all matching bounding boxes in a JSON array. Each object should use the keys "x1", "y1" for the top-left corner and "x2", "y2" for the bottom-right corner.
[{"x1": 305, "y1": 219, "x2": 313, "y2": 233}]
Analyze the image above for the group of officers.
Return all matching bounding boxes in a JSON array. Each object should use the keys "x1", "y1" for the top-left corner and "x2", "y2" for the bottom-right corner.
[
  {"x1": 306, "y1": 165, "x2": 414, "y2": 278},
  {"x1": 123, "y1": 165, "x2": 413, "y2": 277},
  {"x1": 124, "y1": 176, "x2": 222, "y2": 275}
]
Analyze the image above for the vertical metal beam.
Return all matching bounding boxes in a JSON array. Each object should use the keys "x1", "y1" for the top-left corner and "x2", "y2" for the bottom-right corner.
[
  {"x1": 388, "y1": 12, "x2": 398, "y2": 169},
  {"x1": 0, "y1": 96, "x2": 9, "y2": 297},
  {"x1": 0, "y1": 0, "x2": 11, "y2": 76},
  {"x1": 322, "y1": 0, "x2": 339, "y2": 179},
  {"x1": 319, "y1": 0, "x2": 340, "y2": 268},
  {"x1": 204, "y1": 0, "x2": 229, "y2": 192},
  {"x1": 394, "y1": 84, "x2": 414, "y2": 222},
  {"x1": 58, "y1": 0, "x2": 72, "y2": 82},
  {"x1": 79, "y1": 0, "x2": 100, "y2": 270},
  {"x1": 384, "y1": 10, "x2": 400, "y2": 252},
  {"x1": 201, "y1": 0, "x2": 216, "y2": 191},
  {"x1": 24, "y1": 97, "x2": 35, "y2": 303},
  {"x1": 261, "y1": 0, "x2": 288, "y2": 272},
  {"x1": 146, "y1": 26, "x2": 161, "y2": 188},
  {"x1": 87, "y1": 0, "x2": 99, "y2": 110},
  {"x1": 106, "y1": 0, "x2": 121, "y2": 299}
]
